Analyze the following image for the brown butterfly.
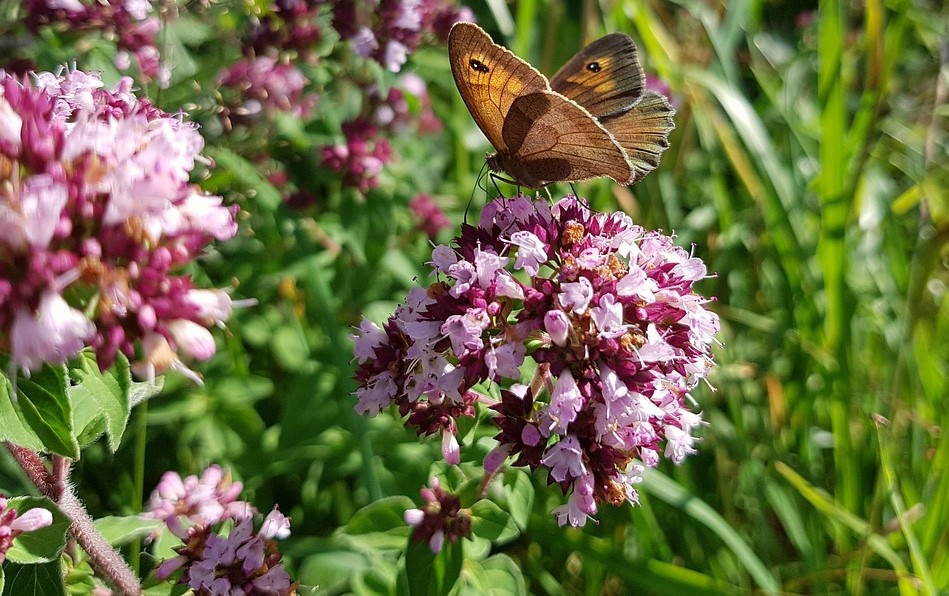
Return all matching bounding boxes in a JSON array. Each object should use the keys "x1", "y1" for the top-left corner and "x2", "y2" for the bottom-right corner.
[{"x1": 448, "y1": 22, "x2": 674, "y2": 189}]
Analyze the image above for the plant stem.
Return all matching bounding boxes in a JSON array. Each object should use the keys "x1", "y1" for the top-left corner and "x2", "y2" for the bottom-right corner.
[
  {"x1": 58, "y1": 488, "x2": 143, "y2": 596},
  {"x1": 4, "y1": 442, "x2": 142, "y2": 596}
]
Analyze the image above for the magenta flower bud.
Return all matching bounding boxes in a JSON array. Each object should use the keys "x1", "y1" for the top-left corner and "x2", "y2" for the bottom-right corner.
[
  {"x1": 168, "y1": 320, "x2": 216, "y2": 361},
  {"x1": 0, "y1": 95, "x2": 23, "y2": 151},
  {"x1": 404, "y1": 478, "x2": 471, "y2": 553},
  {"x1": 521, "y1": 424, "x2": 542, "y2": 447},
  {"x1": 544, "y1": 310, "x2": 570, "y2": 346},
  {"x1": 10, "y1": 508, "x2": 53, "y2": 532},
  {"x1": 483, "y1": 444, "x2": 511, "y2": 474},
  {"x1": 441, "y1": 429, "x2": 460, "y2": 465},
  {"x1": 404, "y1": 508, "x2": 425, "y2": 526}
]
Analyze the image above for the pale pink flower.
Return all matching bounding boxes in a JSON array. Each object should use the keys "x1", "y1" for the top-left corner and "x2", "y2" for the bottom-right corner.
[{"x1": 11, "y1": 292, "x2": 95, "y2": 372}]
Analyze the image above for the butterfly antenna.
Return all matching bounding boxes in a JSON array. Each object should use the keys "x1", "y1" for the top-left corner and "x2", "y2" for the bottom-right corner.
[
  {"x1": 464, "y1": 162, "x2": 490, "y2": 224},
  {"x1": 569, "y1": 182, "x2": 578, "y2": 198}
]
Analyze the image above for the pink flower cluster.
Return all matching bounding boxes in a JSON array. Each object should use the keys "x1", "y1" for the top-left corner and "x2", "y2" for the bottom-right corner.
[
  {"x1": 0, "y1": 495, "x2": 54, "y2": 563},
  {"x1": 354, "y1": 195, "x2": 720, "y2": 526},
  {"x1": 321, "y1": 118, "x2": 394, "y2": 193},
  {"x1": 0, "y1": 68, "x2": 238, "y2": 380},
  {"x1": 218, "y1": 56, "x2": 316, "y2": 121},
  {"x1": 145, "y1": 465, "x2": 294, "y2": 595},
  {"x1": 404, "y1": 477, "x2": 471, "y2": 553},
  {"x1": 409, "y1": 193, "x2": 451, "y2": 240},
  {"x1": 248, "y1": 0, "x2": 324, "y2": 60},
  {"x1": 143, "y1": 465, "x2": 250, "y2": 539},
  {"x1": 372, "y1": 73, "x2": 442, "y2": 135},
  {"x1": 333, "y1": 0, "x2": 473, "y2": 72},
  {"x1": 24, "y1": 0, "x2": 169, "y2": 85}
]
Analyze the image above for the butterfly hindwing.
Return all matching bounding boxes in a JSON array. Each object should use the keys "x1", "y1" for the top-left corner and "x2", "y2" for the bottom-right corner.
[
  {"x1": 500, "y1": 91, "x2": 633, "y2": 187},
  {"x1": 550, "y1": 33, "x2": 645, "y2": 120},
  {"x1": 598, "y1": 92, "x2": 675, "y2": 183}
]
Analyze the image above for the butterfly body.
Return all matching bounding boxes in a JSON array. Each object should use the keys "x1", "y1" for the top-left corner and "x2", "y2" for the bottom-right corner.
[{"x1": 448, "y1": 22, "x2": 674, "y2": 189}]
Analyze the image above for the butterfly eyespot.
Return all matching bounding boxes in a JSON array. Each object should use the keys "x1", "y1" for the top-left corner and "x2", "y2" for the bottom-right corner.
[
  {"x1": 469, "y1": 59, "x2": 490, "y2": 73},
  {"x1": 586, "y1": 61, "x2": 602, "y2": 73}
]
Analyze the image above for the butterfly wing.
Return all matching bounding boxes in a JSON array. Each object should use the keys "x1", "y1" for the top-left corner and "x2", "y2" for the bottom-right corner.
[
  {"x1": 598, "y1": 92, "x2": 674, "y2": 183},
  {"x1": 499, "y1": 91, "x2": 634, "y2": 187},
  {"x1": 549, "y1": 33, "x2": 645, "y2": 120},
  {"x1": 448, "y1": 22, "x2": 550, "y2": 153}
]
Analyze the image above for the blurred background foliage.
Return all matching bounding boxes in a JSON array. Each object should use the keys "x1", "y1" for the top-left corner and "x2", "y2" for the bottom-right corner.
[{"x1": 1, "y1": 0, "x2": 947, "y2": 593}]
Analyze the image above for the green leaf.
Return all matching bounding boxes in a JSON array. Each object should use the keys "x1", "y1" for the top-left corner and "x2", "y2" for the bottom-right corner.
[
  {"x1": 403, "y1": 536, "x2": 463, "y2": 596},
  {"x1": 205, "y1": 146, "x2": 283, "y2": 212},
  {"x1": 457, "y1": 554, "x2": 526, "y2": 595},
  {"x1": 127, "y1": 376, "x2": 164, "y2": 409},
  {"x1": 5, "y1": 497, "x2": 69, "y2": 564},
  {"x1": 470, "y1": 499, "x2": 519, "y2": 544},
  {"x1": 297, "y1": 550, "x2": 371, "y2": 594},
  {"x1": 0, "y1": 361, "x2": 77, "y2": 458},
  {"x1": 67, "y1": 351, "x2": 131, "y2": 452},
  {"x1": 345, "y1": 496, "x2": 415, "y2": 534},
  {"x1": 270, "y1": 325, "x2": 310, "y2": 372},
  {"x1": 93, "y1": 515, "x2": 163, "y2": 546},
  {"x1": 0, "y1": 373, "x2": 46, "y2": 452},
  {"x1": 0, "y1": 561, "x2": 66, "y2": 596},
  {"x1": 501, "y1": 470, "x2": 533, "y2": 531}
]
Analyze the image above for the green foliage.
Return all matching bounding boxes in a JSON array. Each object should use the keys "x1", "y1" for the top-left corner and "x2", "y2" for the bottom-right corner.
[
  {"x1": 0, "y1": 352, "x2": 136, "y2": 458},
  {"x1": 0, "y1": 561, "x2": 65, "y2": 596},
  {"x1": 1, "y1": 0, "x2": 945, "y2": 594}
]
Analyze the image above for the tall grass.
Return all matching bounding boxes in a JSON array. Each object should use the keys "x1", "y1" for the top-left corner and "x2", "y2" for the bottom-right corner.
[
  {"x1": 19, "y1": 0, "x2": 942, "y2": 593},
  {"x1": 466, "y1": 0, "x2": 947, "y2": 593}
]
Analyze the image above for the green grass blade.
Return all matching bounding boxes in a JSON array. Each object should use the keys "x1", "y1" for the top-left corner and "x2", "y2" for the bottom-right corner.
[{"x1": 642, "y1": 469, "x2": 781, "y2": 594}]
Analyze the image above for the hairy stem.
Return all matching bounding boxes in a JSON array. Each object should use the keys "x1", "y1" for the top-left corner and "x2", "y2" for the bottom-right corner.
[
  {"x1": 5, "y1": 442, "x2": 142, "y2": 596},
  {"x1": 58, "y1": 488, "x2": 142, "y2": 596}
]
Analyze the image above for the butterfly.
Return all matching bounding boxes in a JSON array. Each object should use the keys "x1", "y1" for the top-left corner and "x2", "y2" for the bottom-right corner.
[{"x1": 448, "y1": 22, "x2": 674, "y2": 189}]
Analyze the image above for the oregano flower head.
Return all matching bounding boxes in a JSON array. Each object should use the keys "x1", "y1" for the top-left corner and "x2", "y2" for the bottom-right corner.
[{"x1": 354, "y1": 194, "x2": 720, "y2": 526}]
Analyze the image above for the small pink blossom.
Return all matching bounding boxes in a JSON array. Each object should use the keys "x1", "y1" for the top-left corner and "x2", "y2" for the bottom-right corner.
[
  {"x1": 542, "y1": 369, "x2": 583, "y2": 436},
  {"x1": 558, "y1": 277, "x2": 594, "y2": 314},
  {"x1": 11, "y1": 292, "x2": 95, "y2": 372},
  {"x1": 544, "y1": 310, "x2": 570, "y2": 346},
  {"x1": 404, "y1": 478, "x2": 471, "y2": 553},
  {"x1": 541, "y1": 435, "x2": 586, "y2": 482},
  {"x1": 509, "y1": 230, "x2": 547, "y2": 276},
  {"x1": 260, "y1": 507, "x2": 291, "y2": 540},
  {"x1": 0, "y1": 496, "x2": 54, "y2": 563}
]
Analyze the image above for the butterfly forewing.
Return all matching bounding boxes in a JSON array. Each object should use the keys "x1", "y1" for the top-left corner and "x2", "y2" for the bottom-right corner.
[
  {"x1": 549, "y1": 33, "x2": 645, "y2": 120},
  {"x1": 599, "y1": 92, "x2": 674, "y2": 183},
  {"x1": 500, "y1": 92, "x2": 634, "y2": 187},
  {"x1": 448, "y1": 22, "x2": 550, "y2": 153}
]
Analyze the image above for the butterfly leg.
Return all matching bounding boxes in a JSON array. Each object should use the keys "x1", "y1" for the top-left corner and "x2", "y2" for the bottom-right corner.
[{"x1": 488, "y1": 172, "x2": 516, "y2": 199}]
